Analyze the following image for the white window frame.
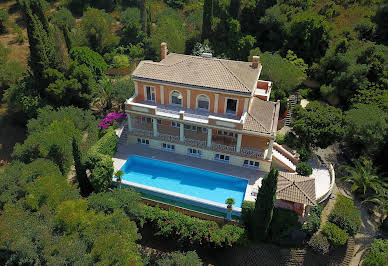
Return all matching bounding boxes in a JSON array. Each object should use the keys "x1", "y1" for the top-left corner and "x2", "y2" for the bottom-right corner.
[
  {"x1": 187, "y1": 148, "x2": 201, "y2": 157},
  {"x1": 170, "y1": 90, "x2": 183, "y2": 106},
  {"x1": 171, "y1": 121, "x2": 180, "y2": 128},
  {"x1": 196, "y1": 94, "x2": 210, "y2": 111},
  {"x1": 214, "y1": 153, "x2": 230, "y2": 163},
  {"x1": 141, "y1": 117, "x2": 152, "y2": 124},
  {"x1": 225, "y1": 97, "x2": 239, "y2": 115},
  {"x1": 243, "y1": 160, "x2": 260, "y2": 169},
  {"x1": 137, "y1": 138, "x2": 150, "y2": 145},
  {"x1": 162, "y1": 143, "x2": 175, "y2": 152},
  {"x1": 144, "y1": 85, "x2": 156, "y2": 102}
]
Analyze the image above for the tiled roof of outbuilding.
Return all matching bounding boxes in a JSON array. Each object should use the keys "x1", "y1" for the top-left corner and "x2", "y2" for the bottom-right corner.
[
  {"x1": 132, "y1": 53, "x2": 262, "y2": 93},
  {"x1": 277, "y1": 172, "x2": 316, "y2": 206}
]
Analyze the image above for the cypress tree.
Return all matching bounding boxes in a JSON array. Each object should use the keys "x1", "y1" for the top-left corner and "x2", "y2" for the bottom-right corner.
[
  {"x1": 20, "y1": 0, "x2": 59, "y2": 81},
  {"x1": 229, "y1": 0, "x2": 241, "y2": 19},
  {"x1": 202, "y1": 0, "x2": 213, "y2": 40},
  {"x1": 72, "y1": 137, "x2": 93, "y2": 197},
  {"x1": 138, "y1": 0, "x2": 146, "y2": 32},
  {"x1": 253, "y1": 168, "x2": 279, "y2": 241}
]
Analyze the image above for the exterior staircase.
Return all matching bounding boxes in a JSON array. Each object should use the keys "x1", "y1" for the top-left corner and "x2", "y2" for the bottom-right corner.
[
  {"x1": 285, "y1": 94, "x2": 298, "y2": 126},
  {"x1": 117, "y1": 122, "x2": 128, "y2": 145},
  {"x1": 272, "y1": 143, "x2": 298, "y2": 172}
]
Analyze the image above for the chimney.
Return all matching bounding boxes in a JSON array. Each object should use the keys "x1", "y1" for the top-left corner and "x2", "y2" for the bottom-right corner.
[
  {"x1": 252, "y1": 56, "x2": 260, "y2": 68},
  {"x1": 161, "y1": 42, "x2": 168, "y2": 60}
]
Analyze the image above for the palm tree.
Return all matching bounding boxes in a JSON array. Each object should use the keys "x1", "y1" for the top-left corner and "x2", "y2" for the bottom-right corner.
[
  {"x1": 93, "y1": 79, "x2": 114, "y2": 115},
  {"x1": 339, "y1": 159, "x2": 388, "y2": 196},
  {"x1": 363, "y1": 189, "x2": 388, "y2": 227},
  {"x1": 114, "y1": 170, "x2": 124, "y2": 188},
  {"x1": 225, "y1": 198, "x2": 235, "y2": 220}
]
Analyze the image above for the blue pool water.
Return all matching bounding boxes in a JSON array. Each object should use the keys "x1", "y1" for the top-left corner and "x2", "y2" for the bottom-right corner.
[{"x1": 120, "y1": 156, "x2": 248, "y2": 207}]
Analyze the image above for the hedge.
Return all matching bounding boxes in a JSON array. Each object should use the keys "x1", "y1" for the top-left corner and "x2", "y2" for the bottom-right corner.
[
  {"x1": 328, "y1": 194, "x2": 361, "y2": 236},
  {"x1": 241, "y1": 201, "x2": 255, "y2": 234},
  {"x1": 322, "y1": 222, "x2": 349, "y2": 246},
  {"x1": 90, "y1": 127, "x2": 118, "y2": 157},
  {"x1": 143, "y1": 205, "x2": 247, "y2": 247}
]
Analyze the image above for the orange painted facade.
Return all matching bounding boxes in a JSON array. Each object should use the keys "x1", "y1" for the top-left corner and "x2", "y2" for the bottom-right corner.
[{"x1": 136, "y1": 81, "x2": 249, "y2": 117}]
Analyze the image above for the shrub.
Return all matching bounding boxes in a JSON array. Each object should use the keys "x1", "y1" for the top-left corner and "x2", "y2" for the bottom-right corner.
[
  {"x1": 0, "y1": 8, "x2": 9, "y2": 33},
  {"x1": 276, "y1": 133, "x2": 285, "y2": 145},
  {"x1": 91, "y1": 127, "x2": 118, "y2": 157},
  {"x1": 362, "y1": 239, "x2": 388, "y2": 266},
  {"x1": 284, "y1": 131, "x2": 299, "y2": 149},
  {"x1": 269, "y1": 208, "x2": 301, "y2": 241},
  {"x1": 308, "y1": 233, "x2": 330, "y2": 255},
  {"x1": 143, "y1": 205, "x2": 246, "y2": 247},
  {"x1": 296, "y1": 162, "x2": 313, "y2": 176},
  {"x1": 241, "y1": 201, "x2": 255, "y2": 235},
  {"x1": 302, "y1": 205, "x2": 323, "y2": 235},
  {"x1": 328, "y1": 194, "x2": 361, "y2": 236},
  {"x1": 98, "y1": 112, "x2": 126, "y2": 130},
  {"x1": 13, "y1": 24, "x2": 25, "y2": 44},
  {"x1": 322, "y1": 222, "x2": 349, "y2": 246},
  {"x1": 297, "y1": 147, "x2": 312, "y2": 162},
  {"x1": 156, "y1": 251, "x2": 202, "y2": 266}
]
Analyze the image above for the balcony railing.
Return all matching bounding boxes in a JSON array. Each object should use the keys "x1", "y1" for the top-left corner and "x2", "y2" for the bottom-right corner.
[{"x1": 129, "y1": 126, "x2": 265, "y2": 160}]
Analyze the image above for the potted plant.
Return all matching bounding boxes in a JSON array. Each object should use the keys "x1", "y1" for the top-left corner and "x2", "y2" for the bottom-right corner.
[
  {"x1": 114, "y1": 170, "x2": 124, "y2": 188},
  {"x1": 225, "y1": 198, "x2": 235, "y2": 220}
]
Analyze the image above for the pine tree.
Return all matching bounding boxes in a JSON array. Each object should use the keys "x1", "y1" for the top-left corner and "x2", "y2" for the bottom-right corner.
[
  {"x1": 202, "y1": 0, "x2": 213, "y2": 40},
  {"x1": 20, "y1": 0, "x2": 59, "y2": 81},
  {"x1": 72, "y1": 137, "x2": 92, "y2": 197},
  {"x1": 253, "y1": 168, "x2": 278, "y2": 241}
]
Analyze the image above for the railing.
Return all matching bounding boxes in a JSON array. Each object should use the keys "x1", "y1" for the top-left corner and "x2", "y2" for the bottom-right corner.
[
  {"x1": 159, "y1": 133, "x2": 180, "y2": 143},
  {"x1": 184, "y1": 138, "x2": 207, "y2": 148},
  {"x1": 317, "y1": 163, "x2": 335, "y2": 203},
  {"x1": 211, "y1": 143, "x2": 236, "y2": 153},
  {"x1": 240, "y1": 147, "x2": 264, "y2": 159},
  {"x1": 130, "y1": 128, "x2": 153, "y2": 137},
  {"x1": 273, "y1": 142, "x2": 299, "y2": 164}
]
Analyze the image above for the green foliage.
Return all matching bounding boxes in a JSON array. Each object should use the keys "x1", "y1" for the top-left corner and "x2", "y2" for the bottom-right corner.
[
  {"x1": 69, "y1": 46, "x2": 107, "y2": 79},
  {"x1": 151, "y1": 9, "x2": 187, "y2": 56},
  {"x1": 192, "y1": 40, "x2": 213, "y2": 56},
  {"x1": 202, "y1": 0, "x2": 213, "y2": 40},
  {"x1": 157, "y1": 251, "x2": 202, "y2": 266},
  {"x1": 72, "y1": 137, "x2": 93, "y2": 197},
  {"x1": 86, "y1": 151, "x2": 114, "y2": 193},
  {"x1": 241, "y1": 200, "x2": 255, "y2": 235},
  {"x1": 345, "y1": 104, "x2": 388, "y2": 155},
  {"x1": 350, "y1": 85, "x2": 388, "y2": 112},
  {"x1": 275, "y1": 133, "x2": 285, "y2": 145},
  {"x1": 80, "y1": 8, "x2": 118, "y2": 53},
  {"x1": 308, "y1": 233, "x2": 330, "y2": 254},
  {"x1": 90, "y1": 127, "x2": 118, "y2": 157},
  {"x1": 328, "y1": 194, "x2": 361, "y2": 236},
  {"x1": 355, "y1": 18, "x2": 377, "y2": 41},
  {"x1": 121, "y1": 7, "x2": 141, "y2": 25},
  {"x1": 0, "y1": 8, "x2": 9, "y2": 33},
  {"x1": 362, "y1": 239, "x2": 388, "y2": 266},
  {"x1": 253, "y1": 168, "x2": 279, "y2": 241},
  {"x1": 302, "y1": 205, "x2": 323, "y2": 235},
  {"x1": 66, "y1": 0, "x2": 89, "y2": 16},
  {"x1": 322, "y1": 222, "x2": 349, "y2": 247},
  {"x1": 339, "y1": 159, "x2": 387, "y2": 195},
  {"x1": 112, "y1": 54, "x2": 130, "y2": 68},
  {"x1": 249, "y1": 49, "x2": 306, "y2": 98},
  {"x1": 268, "y1": 208, "x2": 301, "y2": 242},
  {"x1": 375, "y1": 0, "x2": 388, "y2": 45},
  {"x1": 297, "y1": 147, "x2": 312, "y2": 162},
  {"x1": 292, "y1": 102, "x2": 345, "y2": 149},
  {"x1": 111, "y1": 78, "x2": 135, "y2": 105},
  {"x1": 0, "y1": 45, "x2": 25, "y2": 87},
  {"x1": 296, "y1": 162, "x2": 313, "y2": 176},
  {"x1": 20, "y1": 0, "x2": 60, "y2": 80},
  {"x1": 284, "y1": 131, "x2": 299, "y2": 149}
]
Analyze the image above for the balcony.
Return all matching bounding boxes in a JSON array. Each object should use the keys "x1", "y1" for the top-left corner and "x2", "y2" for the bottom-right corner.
[
  {"x1": 128, "y1": 121, "x2": 265, "y2": 160},
  {"x1": 125, "y1": 95, "x2": 246, "y2": 130}
]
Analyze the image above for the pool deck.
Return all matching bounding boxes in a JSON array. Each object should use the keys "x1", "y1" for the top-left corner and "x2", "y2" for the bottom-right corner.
[{"x1": 113, "y1": 142, "x2": 266, "y2": 203}]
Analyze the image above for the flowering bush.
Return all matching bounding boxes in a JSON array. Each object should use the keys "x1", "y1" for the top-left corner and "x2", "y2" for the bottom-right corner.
[{"x1": 98, "y1": 112, "x2": 126, "y2": 129}]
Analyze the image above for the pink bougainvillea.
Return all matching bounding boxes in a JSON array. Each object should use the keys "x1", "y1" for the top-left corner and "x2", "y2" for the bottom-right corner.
[{"x1": 98, "y1": 112, "x2": 126, "y2": 129}]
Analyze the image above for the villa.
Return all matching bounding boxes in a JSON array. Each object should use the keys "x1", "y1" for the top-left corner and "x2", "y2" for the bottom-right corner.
[{"x1": 114, "y1": 43, "x2": 333, "y2": 219}]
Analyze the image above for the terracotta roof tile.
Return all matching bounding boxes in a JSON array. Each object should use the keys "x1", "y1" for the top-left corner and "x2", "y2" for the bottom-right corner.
[
  {"x1": 132, "y1": 53, "x2": 261, "y2": 93},
  {"x1": 243, "y1": 98, "x2": 278, "y2": 134},
  {"x1": 276, "y1": 172, "x2": 316, "y2": 206}
]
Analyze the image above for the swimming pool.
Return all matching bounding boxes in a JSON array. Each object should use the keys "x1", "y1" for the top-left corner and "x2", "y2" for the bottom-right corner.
[{"x1": 119, "y1": 156, "x2": 248, "y2": 211}]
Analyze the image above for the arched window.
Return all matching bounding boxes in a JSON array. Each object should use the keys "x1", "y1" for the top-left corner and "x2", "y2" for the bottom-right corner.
[
  {"x1": 170, "y1": 91, "x2": 182, "y2": 105},
  {"x1": 197, "y1": 95, "x2": 209, "y2": 110}
]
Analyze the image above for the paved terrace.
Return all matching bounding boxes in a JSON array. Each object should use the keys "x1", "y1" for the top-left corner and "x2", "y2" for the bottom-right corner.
[{"x1": 113, "y1": 128, "x2": 265, "y2": 202}]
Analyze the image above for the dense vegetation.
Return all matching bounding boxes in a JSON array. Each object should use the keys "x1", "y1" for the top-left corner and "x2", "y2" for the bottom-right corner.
[{"x1": 0, "y1": 0, "x2": 387, "y2": 263}]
